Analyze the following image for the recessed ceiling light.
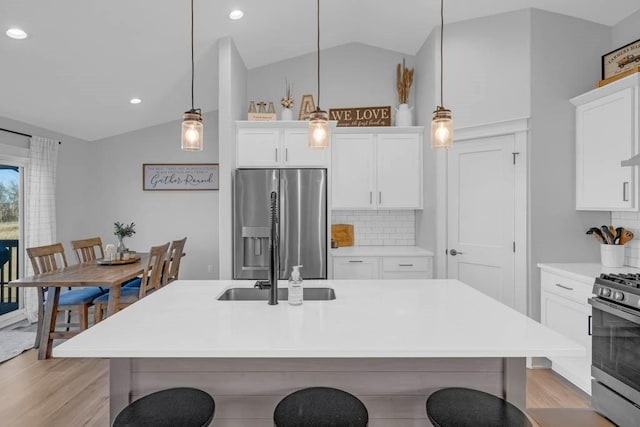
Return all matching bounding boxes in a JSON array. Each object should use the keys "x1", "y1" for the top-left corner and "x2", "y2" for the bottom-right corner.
[
  {"x1": 129, "y1": 98, "x2": 142, "y2": 104},
  {"x1": 229, "y1": 9, "x2": 244, "y2": 20},
  {"x1": 6, "y1": 28, "x2": 27, "y2": 40}
]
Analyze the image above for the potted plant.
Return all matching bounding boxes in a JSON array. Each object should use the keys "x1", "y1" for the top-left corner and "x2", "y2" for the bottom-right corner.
[
  {"x1": 114, "y1": 221, "x2": 136, "y2": 256},
  {"x1": 281, "y1": 79, "x2": 294, "y2": 120}
]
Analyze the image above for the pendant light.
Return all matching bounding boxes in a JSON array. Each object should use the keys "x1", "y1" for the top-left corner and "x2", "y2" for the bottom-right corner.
[
  {"x1": 431, "y1": 0, "x2": 453, "y2": 149},
  {"x1": 181, "y1": 0, "x2": 203, "y2": 151},
  {"x1": 308, "y1": 0, "x2": 329, "y2": 149}
]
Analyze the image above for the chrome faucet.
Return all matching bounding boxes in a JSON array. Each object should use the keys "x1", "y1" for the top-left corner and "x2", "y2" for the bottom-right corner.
[{"x1": 267, "y1": 191, "x2": 279, "y2": 305}]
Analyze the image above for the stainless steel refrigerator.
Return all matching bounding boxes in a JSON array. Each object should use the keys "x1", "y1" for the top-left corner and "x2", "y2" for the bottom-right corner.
[{"x1": 233, "y1": 169, "x2": 327, "y2": 280}]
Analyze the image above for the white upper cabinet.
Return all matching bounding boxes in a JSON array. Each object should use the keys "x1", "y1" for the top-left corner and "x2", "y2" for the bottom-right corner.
[
  {"x1": 571, "y1": 75, "x2": 639, "y2": 211},
  {"x1": 236, "y1": 122, "x2": 329, "y2": 168},
  {"x1": 332, "y1": 133, "x2": 376, "y2": 209},
  {"x1": 376, "y1": 133, "x2": 422, "y2": 209},
  {"x1": 332, "y1": 128, "x2": 423, "y2": 210}
]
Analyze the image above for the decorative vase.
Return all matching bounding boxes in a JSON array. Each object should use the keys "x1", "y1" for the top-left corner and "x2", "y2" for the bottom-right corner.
[
  {"x1": 281, "y1": 108, "x2": 293, "y2": 121},
  {"x1": 116, "y1": 237, "x2": 126, "y2": 259},
  {"x1": 395, "y1": 103, "x2": 414, "y2": 127}
]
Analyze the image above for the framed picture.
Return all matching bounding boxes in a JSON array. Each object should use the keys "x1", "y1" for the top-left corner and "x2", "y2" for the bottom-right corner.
[
  {"x1": 602, "y1": 38, "x2": 640, "y2": 79},
  {"x1": 298, "y1": 94, "x2": 316, "y2": 120},
  {"x1": 142, "y1": 163, "x2": 219, "y2": 191}
]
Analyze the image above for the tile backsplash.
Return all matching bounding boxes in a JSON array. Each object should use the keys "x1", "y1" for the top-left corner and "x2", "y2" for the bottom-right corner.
[
  {"x1": 611, "y1": 211, "x2": 640, "y2": 268},
  {"x1": 331, "y1": 210, "x2": 415, "y2": 246}
]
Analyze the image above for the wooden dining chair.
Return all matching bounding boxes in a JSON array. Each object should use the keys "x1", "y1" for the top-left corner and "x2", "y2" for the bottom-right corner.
[
  {"x1": 164, "y1": 237, "x2": 187, "y2": 285},
  {"x1": 70, "y1": 236, "x2": 104, "y2": 263},
  {"x1": 93, "y1": 242, "x2": 170, "y2": 323},
  {"x1": 27, "y1": 243, "x2": 105, "y2": 345}
]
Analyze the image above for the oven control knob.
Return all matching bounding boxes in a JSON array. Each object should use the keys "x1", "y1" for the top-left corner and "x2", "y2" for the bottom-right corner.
[
  {"x1": 600, "y1": 288, "x2": 611, "y2": 297},
  {"x1": 613, "y1": 291, "x2": 624, "y2": 301}
]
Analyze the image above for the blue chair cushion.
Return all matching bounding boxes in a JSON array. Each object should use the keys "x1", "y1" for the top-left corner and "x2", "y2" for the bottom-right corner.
[
  {"x1": 93, "y1": 286, "x2": 140, "y2": 305},
  {"x1": 123, "y1": 277, "x2": 142, "y2": 288},
  {"x1": 57, "y1": 287, "x2": 105, "y2": 306}
]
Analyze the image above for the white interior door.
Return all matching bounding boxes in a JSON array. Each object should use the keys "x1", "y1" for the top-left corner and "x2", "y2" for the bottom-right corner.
[{"x1": 447, "y1": 135, "x2": 516, "y2": 308}]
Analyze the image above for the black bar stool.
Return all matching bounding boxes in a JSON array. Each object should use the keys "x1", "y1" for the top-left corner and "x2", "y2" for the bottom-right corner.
[
  {"x1": 113, "y1": 387, "x2": 215, "y2": 427},
  {"x1": 274, "y1": 387, "x2": 368, "y2": 427},
  {"x1": 426, "y1": 387, "x2": 532, "y2": 427}
]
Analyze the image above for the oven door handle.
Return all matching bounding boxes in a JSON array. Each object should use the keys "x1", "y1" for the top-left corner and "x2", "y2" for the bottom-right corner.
[{"x1": 589, "y1": 298, "x2": 640, "y2": 325}]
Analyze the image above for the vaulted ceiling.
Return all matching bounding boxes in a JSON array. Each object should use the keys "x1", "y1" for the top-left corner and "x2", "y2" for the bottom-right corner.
[{"x1": 1, "y1": 0, "x2": 638, "y2": 141}]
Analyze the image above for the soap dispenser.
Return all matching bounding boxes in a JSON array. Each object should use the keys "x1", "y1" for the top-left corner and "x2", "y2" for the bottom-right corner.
[{"x1": 288, "y1": 265, "x2": 303, "y2": 305}]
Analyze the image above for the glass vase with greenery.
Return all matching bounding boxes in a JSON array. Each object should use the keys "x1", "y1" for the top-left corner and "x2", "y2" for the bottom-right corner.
[{"x1": 114, "y1": 221, "x2": 136, "y2": 255}]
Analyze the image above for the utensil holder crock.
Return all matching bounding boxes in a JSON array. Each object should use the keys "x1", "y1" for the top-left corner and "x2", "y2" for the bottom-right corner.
[{"x1": 601, "y1": 244, "x2": 625, "y2": 268}]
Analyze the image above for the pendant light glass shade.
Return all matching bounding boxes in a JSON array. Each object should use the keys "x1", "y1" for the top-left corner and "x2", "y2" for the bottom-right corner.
[
  {"x1": 308, "y1": 108, "x2": 329, "y2": 149},
  {"x1": 308, "y1": 0, "x2": 329, "y2": 149},
  {"x1": 431, "y1": 107, "x2": 452, "y2": 149},
  {"x1": 181, "y1": 109, "x2": 203, "y2": 151},
  {"x1": 181, "y1": 0, "x2": 203, "y2": 151},
  {"x1": 431, "y1": 0, "x2": 453, "y2": 150}
]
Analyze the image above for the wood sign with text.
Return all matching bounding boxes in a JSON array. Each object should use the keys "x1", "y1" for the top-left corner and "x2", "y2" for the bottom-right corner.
[
  {"x1": 142, "y1": 163, "x2": 219, "y2": 191},
  {"x1": 329, "y1": 106, "x2": 391, "y2": 127}
]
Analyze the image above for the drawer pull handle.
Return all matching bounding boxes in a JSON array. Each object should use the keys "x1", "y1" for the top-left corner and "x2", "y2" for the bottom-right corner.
[
  {"x1": 348, "y1": 260, "x2": 363, "y2": 263},
  {"x1": 555, "y1": 283, "x2": 573, "y2": 291},
  {"x1": 588, "y1": 315, "x2": 592, "y2": 336},
  {"x1": 398, "y1": 264, "x2": 414, "y2": 267}
]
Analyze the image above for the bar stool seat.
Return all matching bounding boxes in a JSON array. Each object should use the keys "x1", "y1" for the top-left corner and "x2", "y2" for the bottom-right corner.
[
  {"x1": 274, "y1": 387, "x2": 368, "y2": 427},
  {"x1": 426, "y1": 387, "x2": 532, "y2": 427},
  {"x1": 113, "y1": 387, "x2": 215, "y2": 427}
]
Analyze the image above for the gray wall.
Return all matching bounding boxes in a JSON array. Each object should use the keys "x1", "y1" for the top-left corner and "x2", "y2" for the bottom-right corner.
[
  {"x1": 529, "y1": 9, "x2": 611, "y2": 319},
  {"x1": 217, "y1": 37, "x2": 247, "y2": 279},
  {"x1": 247, "y1": 43, "x2": 415, "y2": 122},
  {"x1": 612, "y1": 8, "x2": 640, "y2": 49},
  {"x1": 414, "y1": 30, "x2": 438, "y2": 272},
  {"x1": 90, "y1": 112, "x2": 219, "y2": 279},
  {"x1": 445, "y1": 10, "x2": 532, "y2": 128},
  {"x1": 0, "y1": 115, "x2": 95, "y2": 257}
]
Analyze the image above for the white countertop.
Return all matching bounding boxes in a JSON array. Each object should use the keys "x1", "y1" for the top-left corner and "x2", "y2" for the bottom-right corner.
[
  {"x1": 537, "y1": 262, "x2": 640, "y2": 284},
  {"x1": 54, "y1": 279, "x2": 582, "y2": 359},
  {"x1": 330, "y1": 246, "x2": 434, "y2": 257}
]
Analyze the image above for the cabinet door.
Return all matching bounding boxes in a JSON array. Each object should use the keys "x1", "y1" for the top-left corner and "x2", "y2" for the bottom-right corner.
[
  {"x1": 237, "y1": 128, "x2": 281, "y2": 167},
  {"x1": 332, "y1": 257, "x2": 379, "y2": 279},
  {"x1": 576, "y1": 87, "x2": 636, "y2": 210},
  {"x1": 376, "y1": 133, "x2": 422, "y2": 209},
  {"x1": 332, "y1": 134, "x2": 376, "y2": 209},
  {"x1": 283, "y1": 129, "x2": 328, "y2": 167},
  {"x1": 540, "y1": 289, "x2": 592, "y2": 394}
]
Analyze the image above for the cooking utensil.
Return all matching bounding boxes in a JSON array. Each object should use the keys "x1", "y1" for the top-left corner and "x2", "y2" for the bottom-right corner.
[
  {"x1": 601, "y1": 225, "x2": 615, "y2": 244},
  {"x1": 587, "y1": 227, "x2": 606, "y2": 244},
  {"x1": 620, "y1": 230, "x2": 635, "y2": 245},
  {"x1": 614, "y1": 227, "x2": 624, "y2": 245}
]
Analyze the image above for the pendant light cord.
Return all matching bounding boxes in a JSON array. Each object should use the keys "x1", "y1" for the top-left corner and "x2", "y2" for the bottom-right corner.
[
  {"x1": 191, "y1": 0, "x2": 195, "y2": 111},
  {"x1": 317, "y1": 0, "x2": 321, "y2": 108},
  {"x1": 440, "y1": 0, "x2": 444, "y2": 108}
]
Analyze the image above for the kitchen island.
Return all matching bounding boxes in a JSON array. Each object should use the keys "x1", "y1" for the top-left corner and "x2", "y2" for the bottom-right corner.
[{"x1": 55, "y1": 280, "x2": 582, "y2": 426}]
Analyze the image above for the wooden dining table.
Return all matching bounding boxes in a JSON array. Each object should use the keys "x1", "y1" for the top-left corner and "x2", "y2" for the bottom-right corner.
[{"x1": 9, "y1": 254, "x2": 149, "y2": 359}]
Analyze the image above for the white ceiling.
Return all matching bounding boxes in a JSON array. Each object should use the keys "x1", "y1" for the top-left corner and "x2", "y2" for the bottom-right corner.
[{"x1": 1, "y1": 0, "x2": 638, "y2": 142}]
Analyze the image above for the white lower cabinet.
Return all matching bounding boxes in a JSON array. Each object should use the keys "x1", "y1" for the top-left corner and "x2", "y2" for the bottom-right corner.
[
  {"x1": 540, "y1": 270, "x2": 592, "y2": 394},
  {"x1": 333, "y1": 257, "x2": 379, "y2": 279},
  {"x1": 332, "y1": 254, "x2": 432, "y2": 280}
]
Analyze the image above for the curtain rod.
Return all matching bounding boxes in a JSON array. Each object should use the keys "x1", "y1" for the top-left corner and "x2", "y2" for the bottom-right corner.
[{"x1": 0, "y1": 127, "x2": 62, "y2": 144}]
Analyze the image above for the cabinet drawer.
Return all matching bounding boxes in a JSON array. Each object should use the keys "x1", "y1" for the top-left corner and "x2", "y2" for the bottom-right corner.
[
  {"x1": 382, "y1": 257, "x2": 431, "y2": 272},
  {"x1": 540, "y1": 271, "x2": 593, "y2": 306},
  {"x1": 333, "y1": 257, "x2": 380, "y2": 280}
]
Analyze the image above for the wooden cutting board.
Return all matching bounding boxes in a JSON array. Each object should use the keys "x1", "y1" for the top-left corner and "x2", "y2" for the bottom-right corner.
[{"x1": 331, "y1": 224, "x2": 354, "y2": 247}]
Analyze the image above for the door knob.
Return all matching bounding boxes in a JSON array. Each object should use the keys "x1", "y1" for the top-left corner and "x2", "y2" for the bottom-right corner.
[{"x1": 449, "y1": 249, "x2": 463, "y2": 256}]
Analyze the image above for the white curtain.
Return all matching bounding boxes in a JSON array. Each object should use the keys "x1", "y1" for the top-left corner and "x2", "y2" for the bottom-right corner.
[{"x1": 23, "y1": 136, "x2": 59, "y2": 323}]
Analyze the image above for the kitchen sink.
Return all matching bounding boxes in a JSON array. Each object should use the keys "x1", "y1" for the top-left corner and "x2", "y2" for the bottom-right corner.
[{"x1": 217, "y1": 287, "x2": 336, "y2": 301}]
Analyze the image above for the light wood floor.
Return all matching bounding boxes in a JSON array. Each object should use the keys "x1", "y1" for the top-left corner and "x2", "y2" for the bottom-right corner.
[{"x1": 0, "y1": 350, "x2": 595, "y2": 427}]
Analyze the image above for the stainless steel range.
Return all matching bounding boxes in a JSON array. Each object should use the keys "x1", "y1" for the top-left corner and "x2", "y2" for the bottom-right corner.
[{"x1": 590, "y1": 273, "x2": 640, "y2": 427}]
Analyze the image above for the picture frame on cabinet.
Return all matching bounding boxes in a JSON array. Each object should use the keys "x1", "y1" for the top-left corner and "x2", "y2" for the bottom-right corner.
[
  {"x1": 142, "y1": 163, "x2": 219, "y2": 191},
  {"x1": 602, "y1": 38, "x2": 640, "y2": 79},
  {"x1": 298, "y1": 94, "x2": 316, "y2": 120}
]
